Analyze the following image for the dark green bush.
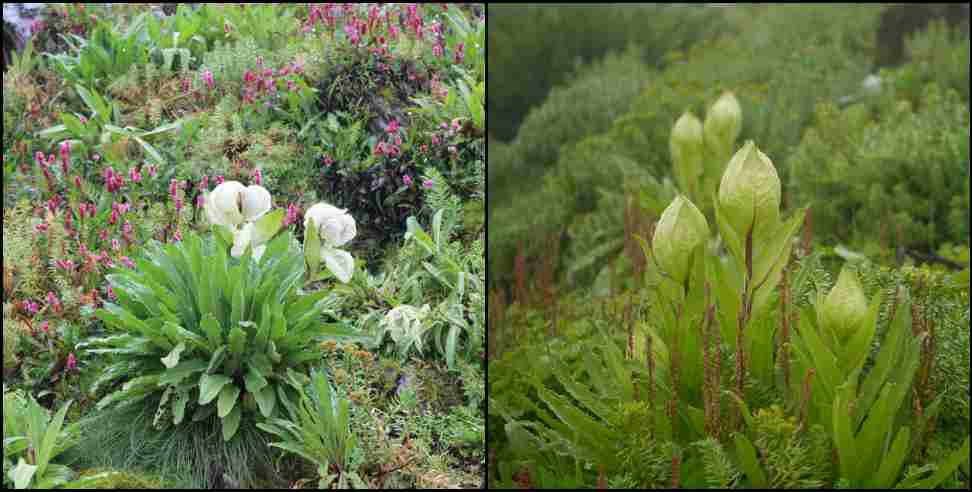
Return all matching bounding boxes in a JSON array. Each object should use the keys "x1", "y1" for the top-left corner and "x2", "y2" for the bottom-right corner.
[
  {"x1": 487, "y1": 4, "x2": 727, "y2": 141},
  {"x1": 788, "y1": 84, "x2": 970, "y2": 252},
  {"x1": 885, "y1": 19, "x2": 971, "y2": 106}
]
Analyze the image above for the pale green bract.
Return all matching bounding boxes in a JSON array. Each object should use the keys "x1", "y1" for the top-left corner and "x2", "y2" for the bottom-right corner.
[
  {"x1": 652, "y1": 195, "x2": 709, "y2": 284},
  {"x1": 703, "y1": 90, "x2": 742, "y2": 158},
  {"x1": 670, "y1": 111, "x2": 704, "y2": 197},
  {"x1": 818, "y1": 266, "x2": 869, "y2": 341},
  {"x1": 717, "y1": 140, "x2": 781, "y2": 241}
]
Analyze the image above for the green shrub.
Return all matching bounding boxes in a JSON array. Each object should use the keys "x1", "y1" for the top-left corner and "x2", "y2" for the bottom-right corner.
[
  {"x1": 491, "y1": 48, "x2": 653, "y2": 210},
  {"x1": 788, "y1": 84, "x2": 970, "y2": 251},
  {"x1": 885, "y1": 19, "x2": 971, "y2": 106},
  {"x1": 487, "y1": 4, "x2": 726, "y2": 141}
]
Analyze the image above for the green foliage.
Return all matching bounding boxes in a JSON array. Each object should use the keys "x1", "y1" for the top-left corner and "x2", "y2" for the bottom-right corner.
[
  {"x1": 788, "y1": 84, "x2": 970, "y2": 251},
  {"x1": 43, "y1": 18, "x2": 151, "y2": 91},
  {"x1": 85, "y1": 230, "x2": 349, "y2": 442},
  {"x1": 2, "y1": 389, "x2": 78, "y2": 489},
  {"x1": 2, "y1": 304, "x2": 18, "y2": 372},
  {"x1": 257, "y1": 367, "x2": 363, "y2": 489},
  {"x1": 889, "y1": 19, "x2": 971, "y2": 105},
  {"x1": 491, "y1": 48, "x2": 654, "y2": 210},
  {"x1": 487, "y1": 4, "x2": 727, "y2": 141}
]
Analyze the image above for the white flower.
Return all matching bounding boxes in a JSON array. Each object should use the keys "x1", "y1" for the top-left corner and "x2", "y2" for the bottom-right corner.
[
  {"x1": 304, "y1": 202, "x2": 357, "y2": 283},
  {"x1": 304, "y1": 203, "x2": 356, "y2": 247},
  {"x1": 205, "y1": 181, "x2": 275, "y2": 259},
  {"x1": 206, "y1": 181, "x2": 272, "y2": 228}
]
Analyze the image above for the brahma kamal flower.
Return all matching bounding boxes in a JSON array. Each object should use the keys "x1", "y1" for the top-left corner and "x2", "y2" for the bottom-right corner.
[
  {"x1": 703, "y1": 90, "x2": 742, "y2": 157},
  {"x1": 670, "y1": 111, "x2": 704, "y2": 196},
  {"x1": 652, "y1": 195, "x2": 710, "y2": 285},
  {"x1": 205, "y1": 181, "x2": 273, "y2": 259},
  {"x1": 304, "y1": 202, "x2": 357, "y2": 283},
  {"x1": 717, "y1": 140, "x2": 781, "y2": 241},
  {"x1": 818, "y1": 266, "x2": 869, "y2": 342}
]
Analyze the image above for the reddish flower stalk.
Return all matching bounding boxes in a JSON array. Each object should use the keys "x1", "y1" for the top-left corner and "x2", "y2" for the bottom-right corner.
[
  {"x1": 799, "y1": 367, "x2": 816, "y2": 432},
  {"x1": 800, "y1": 207, "x2": 813, "y2": 257},
  {"x1": 671, "y1": 454, "x2": 682, "y2": 489},
  {"x1": 597, "y1": 464, "x2": 607, "y2": 490},
  {"x1": 780, "y1": 257, "x2": 792, "y2": 395}
]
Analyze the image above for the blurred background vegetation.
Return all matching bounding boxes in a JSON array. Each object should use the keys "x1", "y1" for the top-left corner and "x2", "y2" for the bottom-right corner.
[{"x1": 487, "y1": 3, "x2": 970, "y2": 293}]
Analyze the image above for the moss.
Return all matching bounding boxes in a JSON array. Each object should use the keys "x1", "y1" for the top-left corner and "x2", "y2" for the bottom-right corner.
[{"x1": 65, "y1": 468, "x2": 167, "y2": 489}]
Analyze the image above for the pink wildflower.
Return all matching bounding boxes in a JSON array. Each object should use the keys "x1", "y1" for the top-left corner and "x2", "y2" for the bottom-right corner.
[
  {"x1": 120, "y1": 256, "x2": 135, "y2": 269},
  {"x1": 403, "y1": 175, "x2": 413, "y2": 187},
  {"x1": 253, "y1": 168, "x2": 263, "y2": 185},
  {"x1": 107, "y1": 285, "x2": 117, "y2": 301},
  {"x1": 74, "y1": 175, "x2": 82, "y2": 189},
  {"x1": 454, "y1": 43, "x2": 465, "y2": 65},
  {"x1": 215, "y1": 175, "x2": 225, "y2": 185},
  {"x1": 423, "y1": 179, "x2": 434, "y2": 189},
  {"x1": 66, "y1": 353, "x2": 77, "y2": 372},
  {"x1": 39, "y1": 320, "x2": 50, "y2": 334},
  {"x1": 203, "y1": 69, "x2": 215, "y2": 90}
]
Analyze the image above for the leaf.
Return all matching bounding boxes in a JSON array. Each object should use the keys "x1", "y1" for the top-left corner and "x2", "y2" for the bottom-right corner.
[
  {"x1": 252, "y1": 209, "x2": 285, "y2": 245},
  {"x1": 910, "y1": 436, "x2": 970, "y2": 489},
  {"x1": 734, "y1": 433, "x2": 767, "y2": 488},
  {"x1": 217, "y1": 384, "x2": 241, "y2": 419},
  {"x1": 320, "y1": 246, "x2": 354, "y2": 283},
  {"x1": 872, "y1": 426, "x2": 910, "y2": 489},
  {"x1": 159, "y1": 358, "x2": 207, "y2": 386},
  {"x1": 199, "y1": 374, "x2": 232, "y2": 405},
  {"x1": 206, "y1": 346, "x2": 227, "y2": 374},
  {"x1": 255, "y1": 385, "x2": 276, "y2": 418},
  {"x1": 172, "y1": 390, "x2": 189, "y2": 425},
  {"x1": 432, "y1": 209, "x2": 444, "y2": 252},
  {"x1": 833, "y1": 384, "x2": 858, "y2": 484},
  {"x1": 222, "y1": 404, "x2": 241, "y2": 442},
  {"x1": 12, "y1": 459, "x2": 37, "y2": 489},
  {"x1": 304, "y1": 211, "x2": 321, "y2": 275},
  {"x1": 161, "y1": 342, "x2": 186, "y2": 369},
  {"x1": 75, "y1": 85, "x2": 108, "y2": 120}
]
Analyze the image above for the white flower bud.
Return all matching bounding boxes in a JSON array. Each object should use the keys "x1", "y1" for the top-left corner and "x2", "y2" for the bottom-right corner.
[{"x1": 717, "y1": 140, "x2": 781, "y2": 240}]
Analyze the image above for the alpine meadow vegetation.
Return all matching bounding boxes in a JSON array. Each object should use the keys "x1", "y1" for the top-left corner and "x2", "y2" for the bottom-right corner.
[
  {"x1": 487, "y1": 5, "x2": 969, "y2": 489},
  {"x1": 3, "y1": 3, "x2": 484, "y2": 489}
]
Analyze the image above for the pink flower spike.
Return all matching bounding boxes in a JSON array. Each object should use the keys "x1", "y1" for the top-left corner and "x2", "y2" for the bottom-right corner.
[
  {"x1": 203, "y1": 69, "x2": 215, "y2": 90},
  {"x1": 196, "y1": 194, "x2": 205, "y2": 208},
  {"x1": 323, "y1": 155, "x2": 334, "y2": 166},
  {"x1": 423, "y1": 179, "x2": 434, "y2": 189},
  {"x1": 215, "y1": 175, "x2": 225, "y2": 185},
  {"x1": 40, "y1": 320, "x2": 50, "y2": 333},
  {"x1": 93, "y1": 153, "x2": 101, "y2": 161},
  {"x1": 25, "y1": 301, "x2": 40, "y2": 315},
  {"x1": 253, "y1": 168, "x2": 263, "y2": 185},
  {"x1": 128, "y1": 167, "x2": 142, "y2": 183},
  {"x1": 403, "y1": 175, "x2": 413, "y2": 187},
  {"x1": 112, "y1": 238, "x2": 121, "y2": 251},
  {"x1": 74, "y1": 175, "x2": 82, "y2": 189},
  {"x1": 107, "y1": 285, "x2": 117, "y2": 301},
  {"x1": 172, "y1": 230, "x2": 183, "y2": 243},
  {"x1": 454, "y1": 42, "x2": 465, "y2": 65},
  {"x1": 386, "y1": 119, "x2": 400, "y2": 134},
  {"x1": 120, "y1": 256, "x2": 135, "y2": 269},
  {"x1": 147, "y1": 165, "x2": 158, "y2": 178},
  {"x1": 35, "y1": 222, "x2": 49, "y2": 233},
  {"x1": 66, "y1": 353, "x2": 77, "y2": 372}
]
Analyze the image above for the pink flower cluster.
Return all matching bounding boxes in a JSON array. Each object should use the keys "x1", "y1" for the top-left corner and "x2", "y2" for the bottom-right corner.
[
  {"x1": 242, "y1": 60, "x2": 303, "y2": 105},
  {"x1": 103, "y1": 168, "x2": 126, "y2": 193}
]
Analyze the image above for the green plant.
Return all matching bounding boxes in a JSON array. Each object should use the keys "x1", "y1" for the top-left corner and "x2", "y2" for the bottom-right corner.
[
  {"x1": 2, "y1": 390, "x2": 77, "y2": 489},
  {"x1": 257, "y1": 367, "x2": 365, "y2": 489},
  {"x1": 35, "y1": 84, "x2": 180, "y2": 167},
  {"x1": 44, "y1": 18, "x2": 151, "y2": 90},
  {"x1": 788, "y1": 83, "x2": 970, "y2": 252},
  {"x1": 84, "y1": 229, "x2": 352, "y2": 442}
]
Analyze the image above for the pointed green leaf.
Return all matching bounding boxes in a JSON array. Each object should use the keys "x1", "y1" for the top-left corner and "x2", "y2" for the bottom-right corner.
[
  {"x1": 217, "y1": 384, "x2": 241, "y2": 419},
  {"x1": 872, "y1": 426, "x2": 910, "y2": 489},
  {"x1": 12, "y1": 459, "x2": 38, "y2": 489},
  {"x1": 252, "y1": 208, "x2": 284, "y2": 245},
  {"x1": 734, "y1": 433, "x2": 767, "y2": 488},
  {"x1": 244, "y1": 366, "x2": 268, "y2": 394},
  {"x1": 304, "y1": 219, "x2": 321, "y2": 275},
  {"x1": 222, "y1": 404, "x2": 242, "y2": 441},
  {"x1": 173, "y1": 390, "x2": 190, "y2": 425},
  {"x1": 255, "y1": 385, "x2": 276, "y2": 418},
  {"x1": 199, "y1": 374, "x2": 232, "y2": 405}
]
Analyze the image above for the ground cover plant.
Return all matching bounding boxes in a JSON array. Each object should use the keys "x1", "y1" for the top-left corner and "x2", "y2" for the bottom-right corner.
[
  {"x1": 3, "y1": 3, "x2": 484, "y2": 488},
  {"x1": 487, "y1": 4, "x2": 970, "y2": 489}
]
